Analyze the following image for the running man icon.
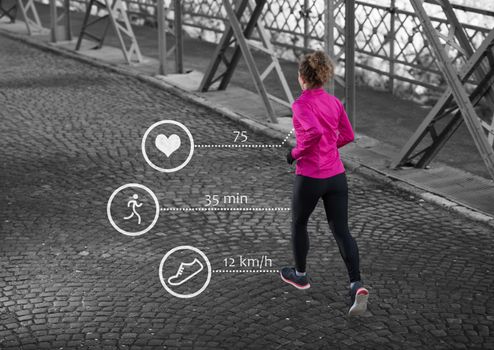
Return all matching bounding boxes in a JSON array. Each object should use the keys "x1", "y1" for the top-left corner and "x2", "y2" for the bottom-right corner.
[{"x1": 123, "y1": 194, "x2": 143, "y2": 225}]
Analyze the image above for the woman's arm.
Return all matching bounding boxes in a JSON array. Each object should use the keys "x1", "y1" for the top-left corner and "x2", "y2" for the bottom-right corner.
[
  {"x1": 291, "y1": 101, "x2": 323, "y2": 160},
  {"x1": 336, "y1": 101, "x2": 355, "y2": 148}
]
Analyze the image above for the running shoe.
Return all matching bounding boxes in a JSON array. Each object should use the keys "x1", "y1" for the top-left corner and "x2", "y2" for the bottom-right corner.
[
  {"x1": 167, "y1": 258, "x2": 204, "y2": 286},
  {"x1": 280, "y1": 267, "x2": 310, "y2": 290},
  {"x1": 348, "y1": 281, "x2": 369, "y2": 316}
]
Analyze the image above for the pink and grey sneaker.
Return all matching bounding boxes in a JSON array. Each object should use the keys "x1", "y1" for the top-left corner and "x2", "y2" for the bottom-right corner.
[
  {"x1": 348, "y1": 281, "x2": 369, "y2": 316},
  {"x1": 280, "y1": 267, "x2": 311, "y2": 290}
]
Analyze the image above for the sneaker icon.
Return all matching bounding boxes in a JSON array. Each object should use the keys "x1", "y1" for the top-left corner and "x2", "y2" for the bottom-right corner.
[{"x1": 167, "y1": 258, "x2": 204, "y2": 286}]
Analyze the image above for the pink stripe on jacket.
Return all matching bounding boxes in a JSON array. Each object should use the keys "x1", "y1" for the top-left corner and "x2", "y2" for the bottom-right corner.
[{"x1": 290, "y1": 87, "x2": 354, "y2": 179}]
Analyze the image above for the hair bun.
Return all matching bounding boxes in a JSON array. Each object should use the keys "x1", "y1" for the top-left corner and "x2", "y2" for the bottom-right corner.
[
  {"x1": 307, "y1": 51, "x2": 326, "y2": 69},
  {"x1": 307, "y1": 54, "x2": 318, "y2": 69},
  {"x1": 299, "y1": 50, "x2": 334, "y2": 88}
]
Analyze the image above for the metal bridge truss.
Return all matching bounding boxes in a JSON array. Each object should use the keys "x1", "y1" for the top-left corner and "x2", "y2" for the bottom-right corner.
[
  {"x1": 0, "y1": 0, "x2": 17, "y2": 23},
  {"x1": 0, "y1": 0, "x2": 43, "y2": 34},
  {"x1": 76, "y1": 0, "x2": 142, "y2": 64},
  {"x1": 392, "y1": 0, "x2": 494, "y2": 180},
  {"x1": 199, "y1": 0, "x2": 294, "y2": 124}
]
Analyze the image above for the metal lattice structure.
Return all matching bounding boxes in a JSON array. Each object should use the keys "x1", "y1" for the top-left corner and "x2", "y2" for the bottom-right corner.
[
  {"x1": 176, "y1": 0, "x2": 492, "y2": 95},
  {"x1": 0, "y1": 0, "x2": 17, "y2": 23},
  {"x1": 199, "y1": 0, "x2": 294, "y2": 123},
  {"x1": 15, "y1": 0, "x2": 43, "y2": 34},
  {"x1": 76, "y1": 0, "x2": 143, "y2": 64},
  {"x1": 392, "y1": 0, "x2": 494, "y2": 179},
  {"x1": 75, "y1": 0, "x2": 110, "y2": 50},
  {"x1": 64, "y1": 0, "x2": 494, "y2": 98},
  {"x1": 198, "y1": 0, "x2": 357, "y2": 125}
]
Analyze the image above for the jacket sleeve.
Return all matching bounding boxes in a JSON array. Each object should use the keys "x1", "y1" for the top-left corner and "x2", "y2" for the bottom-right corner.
[
  {"x1": 291, "y1": 101, "x2": 323, "y2": 159},
  {"x1": 336, "y1": 100, "x2": 355, "y2": 148}
]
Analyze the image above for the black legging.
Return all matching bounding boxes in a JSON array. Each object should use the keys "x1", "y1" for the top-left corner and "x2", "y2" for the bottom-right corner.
[{"x1": 291, "y1": 173, "x2": 361, "y2": 283}]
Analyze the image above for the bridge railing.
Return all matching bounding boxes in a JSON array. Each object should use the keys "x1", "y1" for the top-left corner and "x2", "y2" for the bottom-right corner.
[{"x1": 63, "y1": 0, "x2": 493, "y2": 100}]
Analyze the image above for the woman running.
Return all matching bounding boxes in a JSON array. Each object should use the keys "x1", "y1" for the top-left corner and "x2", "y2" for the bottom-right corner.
[{"x1": 280, "y1": 50, "x2": 369, "y2": 316}]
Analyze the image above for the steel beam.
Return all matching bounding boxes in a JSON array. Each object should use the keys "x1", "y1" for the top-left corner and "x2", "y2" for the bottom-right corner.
[
  {"x1": 199, "y1": 0, "x2": 294, "y2": 123},
  {"x1": 345, "y1": 0, "x2": 356, "y2": 129},
  {"x1": 198, "y1": 0, "x2": 248, "y2": 93},
  {"x1": 174, "y1": 0, "x2": 183, "y2": 74},
  {"x1": 76, "y1": 0, "x2": 112, "y2": 50},
  {"x1": 417, "y1": 67, "x2": 494, "y2": 167},
  {"x1": 157, "y1": 0, "x2": 183, "y2": 75},
  {"x1": 392, "y1": 29, "x2": 494, "y2": 170},
  {"x1": 105, "y1": 0, "x2": 142, "y2": 63},
  {"x1": 222, "y1": 0, "x2": 276, "y2": 122},
  {"x1": 157, "y1": 0, "x2": 167, "y2": 75},
  {"x1": 217, "y1": 0, "x2": 264, "y2": 90},
  {"x1": 50, "y1": 0, "x2": 71, "y2": 42},
  {"x1": 17, "y1": 0, "x2": 43, "y2": 35},
  {"x1": 325, "y1": 0, "x2": 336, "y2": 94},
  {"x1": 76, "y1": 0, "x2": 142, "y2": 64},
  {"x1": 0, "y1": 0, "x2": 17, "y2": 23},
  {"x1": 324, "y1": 0, "x2": 346, "y2": 93},
  {"x1": 404, "y1": 0, "x2": 494, "y2": 179},
  {"x1": 388, "y1": 0, "x2": 396, "y2": 93}
]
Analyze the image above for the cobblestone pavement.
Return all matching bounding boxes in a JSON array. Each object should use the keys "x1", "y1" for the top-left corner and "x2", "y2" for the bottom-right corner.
[{"x1": 0, "y1": 35, "x2": 493, "y2": 350}]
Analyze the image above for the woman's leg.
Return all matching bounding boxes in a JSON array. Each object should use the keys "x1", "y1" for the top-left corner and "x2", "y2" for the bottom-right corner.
[
  {"x1": 322, "y1": 173, "x2": 361, "y2": 283},
  {"x1": 291, "y1": 175, "x2": 322, "y2": 273}
]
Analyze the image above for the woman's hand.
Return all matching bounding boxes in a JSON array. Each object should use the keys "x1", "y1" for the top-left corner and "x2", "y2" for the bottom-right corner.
[{"x1": 286, "y1": 149, "x2": 295, "y2": 165}]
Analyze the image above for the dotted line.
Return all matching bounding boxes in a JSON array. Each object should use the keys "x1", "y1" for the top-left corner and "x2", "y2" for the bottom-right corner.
[
  {"x1": 280, "y1": 129, "x2": 295, "y2": 145},
  {"x1": 195, "y1": 129, "x2": 294, "y2": 149},
  {"x1": 213, "y1": 270, "x2": 278, "y2": 273},
  {"x1": 195, "y1": 144, "x2": 282, "y2": 148},
  {"x1": 161, "y1": 207, "x2": 291, "y2": 212}
]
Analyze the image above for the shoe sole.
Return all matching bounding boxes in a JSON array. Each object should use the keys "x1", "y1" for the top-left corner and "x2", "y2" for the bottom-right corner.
[
  {"x1": 348, "y1": 288, "x2": 369, "y2": 316},
  {"x1": 279, "y1": 272, "x2": 311, "y2": 290}
]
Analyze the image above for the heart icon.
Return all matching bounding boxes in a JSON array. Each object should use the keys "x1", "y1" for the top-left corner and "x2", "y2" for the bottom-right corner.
[{"x1": 155, "y1": 134, "x2": 181, "y2": 157}]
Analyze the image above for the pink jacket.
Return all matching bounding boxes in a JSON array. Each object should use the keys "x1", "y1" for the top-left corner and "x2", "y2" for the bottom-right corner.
[{"x1": 291, "y1": 87, "x2": 354, "y2": 179}]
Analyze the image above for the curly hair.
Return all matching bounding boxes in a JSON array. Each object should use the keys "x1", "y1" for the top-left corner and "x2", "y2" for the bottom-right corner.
[{"x1": 298, "y1": 50, "x2": 334, "y2": 89}]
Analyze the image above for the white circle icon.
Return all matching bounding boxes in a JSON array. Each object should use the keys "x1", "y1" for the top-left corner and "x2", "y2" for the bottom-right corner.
[
  {"x1": 159, "y1": 246, "x2": 211, "y2": 299},
  {"x1": 107, "y1": 183, "x2": 160, "y2": 236},
  {"x1": 141, "y1": 120, "x2": 194, "y2": 173}
]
